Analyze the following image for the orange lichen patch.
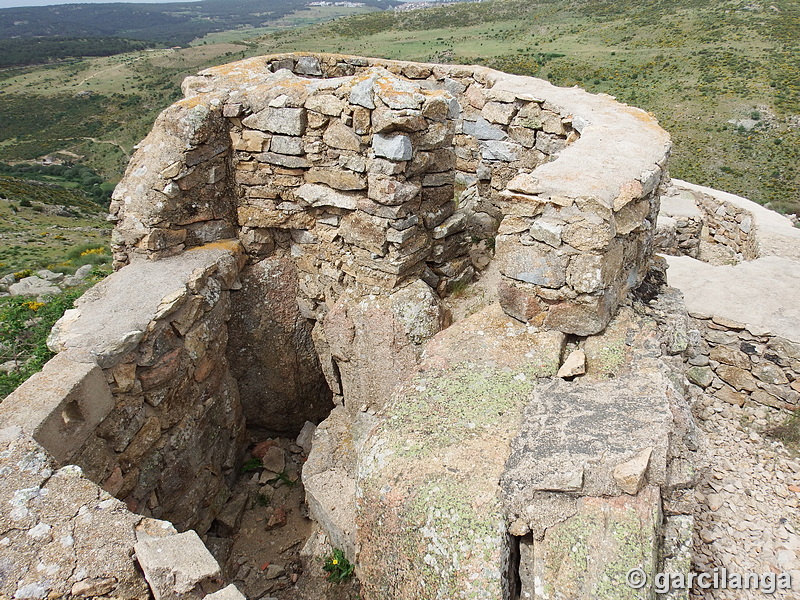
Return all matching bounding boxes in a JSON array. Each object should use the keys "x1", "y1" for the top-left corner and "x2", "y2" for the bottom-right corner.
[
  {"x1": 188, "y1": 239, "x2": 244, "y2": 256},
  {"x1": 203, "y1": 57, "x2": 268, "y2": 78},
  {"x1": 175, "y1": 95, "x2": 214, "y2": 110}
]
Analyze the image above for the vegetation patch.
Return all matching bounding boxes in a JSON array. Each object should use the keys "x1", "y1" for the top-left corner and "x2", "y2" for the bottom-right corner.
[
  {"x1": 0, "y1": 287, "x2": 86, "y2": 400},
  {"x1": 323, "y1": 548, "x2": 355, "y2": 584}
]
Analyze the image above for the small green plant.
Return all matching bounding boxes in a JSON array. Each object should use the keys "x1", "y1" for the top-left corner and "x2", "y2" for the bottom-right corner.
[
  {"x1": 764, "y1": 410, "x2": 800, "y2": 452},
  {"x1": 323, "y1": 548, "x2": 354, "y2": 583},
  {"x1": 256, "y1": 493, "x2": 271, "y2": 507},
  {"x1": 265, "y1": 470, "x2": 297, "y2": 487},
  {"x1": 0, "y1": 288, "x2": 85, "y2": 400},
  {"x1": 241, "y1": 458, "x2": 262, "y2": 473}
]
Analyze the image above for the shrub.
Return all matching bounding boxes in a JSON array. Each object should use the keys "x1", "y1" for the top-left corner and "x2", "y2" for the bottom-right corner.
[{"x1": 0, "y1": 289, "x2": 84, "y2": 400}]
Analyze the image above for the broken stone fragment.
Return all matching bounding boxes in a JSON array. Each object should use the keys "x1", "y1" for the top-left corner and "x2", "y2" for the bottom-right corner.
[
  {"x1": 686, "y1": 365, "x2": 714, "y2": 388},
  {"x1": 264, "y1": 564, "x2": 285, "y2": 580},
  {"x1": 261, "y1": 446, "x2": 286, "y2": 474},
  {"x1": 296, "y1": 421, "x2": 316, "y2": 455},
  {"x1": 557, "y1": 349, "x2": 586, "y2": 379},
  {"x1": 266, "y1": 507, "x2": 287, "y2": 529},
  {"x1": 613, "y1": 447, "x2": 653, "y2": 495},
  {"x1": 71, "y1": 578, "x2": 117, "y2": 597},
  {"x1": 203, "y1": 584, "x2": 247, "y2": 600},
  {"x1": 134, "y1": 530, "x2": 221, "y2": 600},
  {"x1": 214, "y1": 493, "x2": 248, "y2": 538}
]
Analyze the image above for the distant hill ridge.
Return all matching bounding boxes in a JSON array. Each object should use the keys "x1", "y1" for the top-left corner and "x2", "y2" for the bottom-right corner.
[{"x1": 0, "y1": 0, "x2": 398, "y2": 45}]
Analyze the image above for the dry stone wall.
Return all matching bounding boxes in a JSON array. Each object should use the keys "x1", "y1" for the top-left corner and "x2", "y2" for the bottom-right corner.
[
  {"x1": 111, "y1": 52, "x2": 671, "y2": 337},
  {"x1": 2, "y1": 245, "x2": 248, "y2": 531},
  {"x1": 1, "y1": 53, "x2": 678, "y2": 600},
  {"x1": 0, "y1": 246, "x2": 250, "y2": 600},
  {"x1": 685, "y1": 315, "x2": 800, "y2": 411},
  {"x1": 659, "y1": 180, "x2": 800, "y2": 413},
  {"x1": 695, "y1": 189, "x2": 759, "y2": 261}
]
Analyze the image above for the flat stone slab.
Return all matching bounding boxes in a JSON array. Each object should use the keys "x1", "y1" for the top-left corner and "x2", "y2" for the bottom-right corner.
[
  {"x1": 491, "y1": 74, "x2": 670, "y2": 208},
  {"x1": 48, "y1": 242, "x2": 241, "y2": 368},
  {"x1": 666, "y1": 254, "x2": 800, "y2": 343},
  {"x1": 659, "y1": 190, "x2": 702, "y2": 220}
]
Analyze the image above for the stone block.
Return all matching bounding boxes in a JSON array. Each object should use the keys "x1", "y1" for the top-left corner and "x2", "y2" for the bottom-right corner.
[
  {"x1": 0, "y1": 354, "x2": 114, "y2": 464},
  {"x1": 716, "y1": 364, "x2": 758, "y2": 392},
  {"x1": 305, "y1": 93, "x2": 345, "y2": 116},
  {"x1": 497, "y1": 236, "x2": 568, "y2": 288},
  {"x1": 686, "y1": 366, "x2": 714, "y2": 388},
  {"x1": 323, "y1": 120, "x2": 361, "y2": 151},
  {"x1": 295, "y1": 55, "x2": 322, "y2": 76},
  {"x1": 232, "y1": 129, "x2": 269, "y2": 152},
  {"x1": 463, "y1": 117, "x2": 506, "y2": 141},
  {"x1": 269, "y1": 135, "x2": 304, "y2": 156},
  {"x1": 481, "y1": 101, "x2": 517, "y2": 125},
  {"x1": 480, "y1": 140, "x2": 521, "y2": 162},
  {"x1": 372, "y1": 107, "x2": 426, "y2": 133},
  {"x1": 242, "y1": 107, "x2": 306, "y2": 136},
  {"x1": 135, "y1": 530, "x2": 221, "y2": 600},
  {"x1": 305, "y1": 167, "x2": 366, "y2": 191},
  {"x1": 497, "y1": 279, "x2": 547, "y2": 324},
  {"x1": 304, "y1": 470, "x2": 357, "y2": 560},
  {"x1": 367, "y1": 173, "x2": 420, "y2": 206},
  {"x1": 253, "y1": 151, "x2": 309, "y2": 169},
  {"x1": 295, "y1": 182, "x2": 358, "y2": 210},
  {"x1": 372, "y1": 133, "x2": 412, "y2": 161},
  {"x1": 339, "y1": 212, "x2": 389, "y2": 255}
]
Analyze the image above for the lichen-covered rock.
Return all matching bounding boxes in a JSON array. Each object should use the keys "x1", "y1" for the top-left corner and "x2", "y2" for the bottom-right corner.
[
  {"x1": 528, "y1": 487, "x2": 661, "y2": 600},
  {"x1": 0, "y1": 428, "x2": 150, "y2": 600},
  {"x1": 356, "y1": 304, "x2": 564, "y2": 599}
]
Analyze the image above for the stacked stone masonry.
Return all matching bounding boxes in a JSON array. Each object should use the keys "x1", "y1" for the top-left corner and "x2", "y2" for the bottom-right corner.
[
  {"x1": 0, "y1": 245, "x2": 248, "y2": 600},
  {"x1": 0, "y1": 53, "x2": 679, "y2": 600},
  {"x1": 658, "y1": 181, "x2": 800, "y2": 414},
  {"x1": 111, "y1": 52, "x2": 671, "y2": 336},
  {"x1": 685, "y1": 315, "x2": 800, "y2": 411}
]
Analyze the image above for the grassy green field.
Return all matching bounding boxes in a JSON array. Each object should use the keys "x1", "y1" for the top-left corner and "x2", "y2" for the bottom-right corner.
[{"x1": 0, "y1": 183, "x2": 111, "y2": 276}]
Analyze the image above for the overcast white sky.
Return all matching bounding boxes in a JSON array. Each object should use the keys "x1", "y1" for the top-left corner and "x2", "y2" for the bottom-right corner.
[{"x1": 0, "y1": 0, "x2": 199, "y2": 8}]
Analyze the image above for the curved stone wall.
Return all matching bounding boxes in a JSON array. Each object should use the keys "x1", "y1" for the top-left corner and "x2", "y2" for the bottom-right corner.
[
  {"x1": 111, "y1": 52, "x2": 671, "y2": 336},
  {"x1": 0, "y1": 54, "x2": 676, "y2": 600}
]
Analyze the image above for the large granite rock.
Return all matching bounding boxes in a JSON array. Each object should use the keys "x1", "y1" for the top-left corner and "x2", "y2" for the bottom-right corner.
[{"x1": 356, "y1": 304, "x2": 565, "y2": 599}]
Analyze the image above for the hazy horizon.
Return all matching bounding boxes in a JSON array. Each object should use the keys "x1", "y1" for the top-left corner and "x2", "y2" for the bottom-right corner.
[{"x1": 0, "y1": 0, "x2": 200, "y2": 8}]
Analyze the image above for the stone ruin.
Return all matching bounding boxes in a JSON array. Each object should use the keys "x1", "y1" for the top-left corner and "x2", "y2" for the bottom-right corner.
[{"x1": 3, "y1": 51, "x2": 796, "y2": 599}]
